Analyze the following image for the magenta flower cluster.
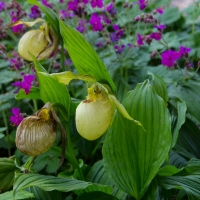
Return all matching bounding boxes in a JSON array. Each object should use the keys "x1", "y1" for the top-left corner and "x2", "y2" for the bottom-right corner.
[{"x1": 10, "y1": 108, "x2": 23, "y2": 126}]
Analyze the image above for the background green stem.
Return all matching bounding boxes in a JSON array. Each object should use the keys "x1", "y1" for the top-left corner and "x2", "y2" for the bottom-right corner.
[
  {"x1": 2, "y1": 110, "x2": 11, "y2": 157},
  {"x1": 61, "y1": 41, "x2": 65, "y2": 72}
]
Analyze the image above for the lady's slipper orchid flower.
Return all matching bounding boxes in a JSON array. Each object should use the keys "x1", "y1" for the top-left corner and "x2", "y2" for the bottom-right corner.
[{"x1": 11, "y1": 18, "x2": 58, "y2": 61}]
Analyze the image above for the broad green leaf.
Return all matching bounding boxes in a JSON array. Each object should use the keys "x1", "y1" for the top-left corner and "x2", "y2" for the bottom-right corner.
[
  {"x1": 33, "y1": 58, "x2": 71, "y2": 119},
  {"x1": 13, "y1": 173, "x2": 112, "y2": 198},
  {"x1": 76, "y1": 191, "x2": 118, "y2": 200},
  {"x1": 103, "y1": 80, "x2": 172, "y2": 199},
  {"x1": 59, "y1": 19, "x2": 116, "y2": 93},
  {"x1": 0, "y1": 190, "x2": 34, "y2": 200},
  {"x1": 27, "y1": 0, "x2": 60, "y2": 37},
  {"x1": 0, "y1": 157, "x2": 17, "y2": 192},
  {"x1": 15, "y1": 87, "x2": 40, "y2": 100},
  {"x1": 0, "y1": 127, "x2": 7, "y2": 133},
  {"x1": 86, "y1": 160, "x2": 127, "y2": 200},
  {"x1": 157, "y1": 175, "x2": 200, "y2": 200},
  {"x1": 157, "y1": 159, "x2": 200, "y2": 200},
  {"x1": 25, "y1": 186, "x2": 62, "y2": 200},
  {"x1": 169, "y1": 150, "x2": 188, "y2": 168},
  {"x1": 169, "y1": 78, "x2": 200, "y2": 122},
  {"x1": 160, "y1": 7, "x2": 181, "y2": 25},
  {"x1": 0, "y1": 133, "x2": 4, "y2": 139},
  {"x1": 175, "y1": 119, "x2": 200, "y2": 159},
  {"x1": 170, "y1": 99, "x2": 187, "y2": 148},
  {"x1": 148, "y1": 73, "x2": 168, "y2": 103}
]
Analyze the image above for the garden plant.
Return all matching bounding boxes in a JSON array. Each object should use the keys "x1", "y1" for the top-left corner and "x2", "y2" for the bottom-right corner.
[{"x1": 1, "y1": 0, "x2": 200, "y2": 199}]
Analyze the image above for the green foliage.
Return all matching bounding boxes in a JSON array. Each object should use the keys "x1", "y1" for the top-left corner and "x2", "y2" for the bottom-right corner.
[{"x1": 103, "y1": 80, "x2": 172, "y2": 199}]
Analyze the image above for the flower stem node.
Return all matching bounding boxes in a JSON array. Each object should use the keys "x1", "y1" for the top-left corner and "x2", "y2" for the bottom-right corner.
[
  {"x1": 16, "y1": 102, "x2": 57, "y2": 156},
  {"x1": 11, "y1": 18, "x2": 58, "y2": 61}
]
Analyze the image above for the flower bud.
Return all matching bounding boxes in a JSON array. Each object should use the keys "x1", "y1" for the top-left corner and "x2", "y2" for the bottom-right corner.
[
  {"x1": 76, "y1": 83, "x2": 115, "y2": 140},
  {"x1": 12, "y1": 19, "x2": 58, "y2": 61},
  {"x1": 16, "y1": 103, "x2": 57, "y2": 156}
]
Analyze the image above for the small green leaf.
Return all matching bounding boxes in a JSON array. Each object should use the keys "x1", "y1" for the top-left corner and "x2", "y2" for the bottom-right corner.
[
  {"x1": 33, "y1": 58, "x2": 71, "y2": 120},
  {"x1": 76, "y1": 191, "x2": 118, "y2": 200},
  {"x1": 171, "y1": 100, "x2": 187, "y2": 148},
  {"x1": 13, "y1": 173, "x2": 112, "y2": 198},
  {"x1": 103, "y1": 80, "x2": 172, "y2": 199},
  {"x1": 59, "y1": 19, "x2": 116, "y2": 93},
  {"x1": 0, "y1": 190, "x2": 34, "y2": 200},
  {"x1": 0, "y1": 157, "x2": 17, "y2": 192},
  {"x1": 15, "y1": 87, "x2": 40, "y2": 100},
  {"x1": 148, "y1": 73, "x2": 168, "y2": 103}
]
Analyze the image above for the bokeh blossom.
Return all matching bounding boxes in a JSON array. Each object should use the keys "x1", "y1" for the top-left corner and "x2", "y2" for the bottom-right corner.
[
  {"x1": 110, "y1": 24, "x2": 124, "y2": 42},
  {"x1": 13, "y1": 74, "x2": 35, "y2": 94},
  {"x1": 29, "y1": 5, "x2": 41, "y2": 19},
  {"x1": 0, "y1": 1, "x2": 5, "y2": 11},
  {"x1": 91, "y1": 0, "x2": 103, "y2": 8},
  {"x1": 90, "y1": 13, "x2": 103, "y2": 31},
  {"x1": 150, "y1": 32, "x2": 161, "y2": 40},
  {"x1": 42, "y1": 0, "x2": 51, "y2": 8},
  {"x1": 77, "y1": 19, "x2": 88, "y2": 33},
  {"x1": 114, "y1": 44, "x2": 125, "y2": 54},
  {"x1": 137, "y1": 34, "x2": 144, "y2": 46},
  {"x1": 106, "y1": 3, "x2": 117, "y2": 15},
  {"x1": 179, "y1": 46, "x2": 192, "y2": 57},
  {"x1": 154, "y1": 24, "x2": 166, "y2": 31},
  {"x1": 10, "y1": 108, "x2": 23, "y2": 126},
  {"x1": 161, "y1": 50, "x2": 180, "y2": 68},
  {"x1": 134, "y1": 0, "x2": 148, "y2": 10}
]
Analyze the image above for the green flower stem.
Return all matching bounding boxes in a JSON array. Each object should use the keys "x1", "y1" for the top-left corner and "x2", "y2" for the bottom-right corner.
[
  {"x1": 66, "y1": 123, "x2": 85, "y2": 180},
  {"x1": 33, "y1": 99, "x2": 38, "y2": 113},
  {"x1": 61, "y1": 41, "x2": 65, "y2": 72},
  {"x1": 2, "y1": 110, "x2": 11, "y2": 157}
]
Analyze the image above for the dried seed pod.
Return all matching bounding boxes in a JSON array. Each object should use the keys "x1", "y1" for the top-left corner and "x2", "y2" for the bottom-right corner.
[{"x1": 16, "y1": 103, "x2": 57, "y2": 156}]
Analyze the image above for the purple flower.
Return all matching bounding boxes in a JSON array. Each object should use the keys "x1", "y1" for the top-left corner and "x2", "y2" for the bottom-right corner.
[
  {"x1": 114, "y1": 44, "x2": 125, "y2": 54},
  {"x1": 13, "y1": 74, "x2": 35, "y2": 94},
  {"x1": 106, "y1": 3, "x2": 117, "y2": 15},
  {"x1": 134, "y1": 0, "x2": 148, "y2": 10},
  {"x1": 179, "y1": 46, "x2": 192, "y2": 57},
  {"x1": 9, "y1": 58, "x2": 21, "y2": 70},
  {"x1": 137, "y1": 34, "x2": 144, "y2": 46},
  {"x1": 161, "y1": 50, "x2": 181, "y2": 68},
  {"x1": 42, "y1": 0, "x2": 51, "y2": 8},
  {"x1": 91, "y1": 0, "x2": 103, "y2": 8},
  {"x1": 21, "y1": 75, "x2": 35, "y2": 94},
  {"x1": 127, "y1": 43, "x2": 132, "y2": 48},
  {"x1": 113, "y1": 24, "x2": 119, "y2": 31},
  {"x1": 110, "y1": 25, "x2": 124, "y2": 42},
  {"x1": 0, "y1": 1, "x2": 5, "y2": 11},
  {"x1": 154, "y1": 24, "x2": 166, "y2": 31},
  {"x1": 10, "y1": 108, "x2": 23, "y2": 126},
  {"x1": 156, "y1": 7, "x2": 164, "y2": 14},
  {"x1": 59, "y1": 10, "x2": 74, "y2": 19},
  {"x1": 68, "y1": 0, "x2": 78, "y2": 11},
  {"x1": 77, "y1": 19, "x2": 88, "y2": 33},
  {"x1": 150, "y1": 32, "x2": 161, "y2": 40},
  {"x1": 12, "y1": 24, "x2": 23, "y2": 33},
  {"x1": 29, "y1": 5, "x2": 41, "y2": 19},
  {"x1": 89, "y1": 13, "x2": 103, "y2": 31}
]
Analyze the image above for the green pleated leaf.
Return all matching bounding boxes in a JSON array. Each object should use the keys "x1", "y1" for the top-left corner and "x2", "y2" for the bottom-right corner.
[
  {"x1": 157, "y1": 159, "x2": 200, "y2": 200},
  {"x1": 59, "y1": 19, "x2": 116, "y2": 93},
  {"x1": 171, "y1": 99, "x2": 187, "y2": 148},
  {"x1": 15, "y1": 87, "x2": 40, "y2": 100},
  {"x1": 0, "y1": 157, "x2": 17, "y2": 193},
  {"x1": 27, "y1": 0, "x2": 60, "y2": 37},
  {"x1": 148, "y1": 73, "x2": 168, "y2": 103},
  {"x1": 76, "y1": 191, "x2": 118, "y2": 200},
  {"x1": 175, "y1": 119, "x2": 200, "y2": 159},
  {"x1": 13, "y1": 173, "x2": 112, "y2": 198},
  {"x1": 103, "y1": 80, "x2": 172, "y2": 199},
  {"x1": 0, "y1": 190, "x2": 34, "y2": 200},
  {"x1": 86, "y1": 160, "x2": 127, "y2": 200},
  {"x1": 25, "y1": 186, "x2": 62, "y2": 200},
  {"x1": 33, "y1": 58, "x2": 70, "y2": 119}
]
